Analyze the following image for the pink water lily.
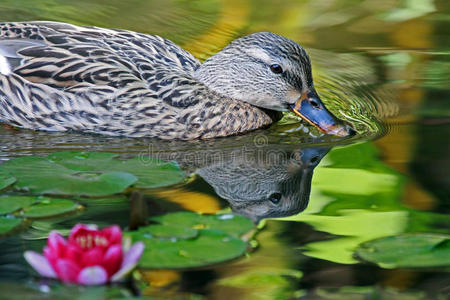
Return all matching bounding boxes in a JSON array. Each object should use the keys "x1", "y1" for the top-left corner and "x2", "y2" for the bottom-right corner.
[{"x1": 24, "y1": 224, "x2": 144, "y2": 285}]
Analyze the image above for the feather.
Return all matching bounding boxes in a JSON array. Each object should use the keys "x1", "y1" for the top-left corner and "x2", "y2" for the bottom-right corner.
[{"x1": 0, "y1": 54, "x2": 11, "y2": 75}]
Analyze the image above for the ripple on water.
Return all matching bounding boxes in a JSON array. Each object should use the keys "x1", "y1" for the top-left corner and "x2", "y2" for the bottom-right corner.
[{"x1": 311, "y1": 49, "x2": 397, "y2": 133}]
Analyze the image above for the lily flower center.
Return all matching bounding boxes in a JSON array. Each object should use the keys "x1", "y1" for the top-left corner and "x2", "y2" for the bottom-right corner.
[{"x1": 76, "y1": 234, "x2": 108, "y2": 249}]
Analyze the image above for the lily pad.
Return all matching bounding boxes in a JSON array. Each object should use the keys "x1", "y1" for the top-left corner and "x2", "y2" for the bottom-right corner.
[
  {"x1": 313, "y1": 286, "x2": 427, "y2": 300},
  {"x1": 149, "y1": 212, "x2": 255, "y2": 237},
  {"x1": 0, "y1": 156, "x2": 137, "y2": 196},
  {"x1": 0, "y1": 196, "x2": 36, "y2": 214},
  {"x1": 0, "y1": 216, "x2": 23, "y2": 235},
  {"x1": 355, "y1": 234, "x2": 450, "y2": 268},
  {"x1": 129, "y1": 212, "x2": 255, "y2": 269},
  {"x1": 0, "y1": 282, "x2": 137, "y2": 300},
  {"x1": 137, "y1": 224, "x2": 198, "y2": 240},
  {"x1": 21, "y1": 197, "x2": 81, "y2": 218},
  {"x1": 47, "y1": 152, "x2": 185, "y2": 188},
  {"x1": 0, "y1": 196, "x2": 80, "y2": 219},
  {"x1": 0, "y1": 152, "x2": 185, "y2": 196},
  {"x1": 0, "y1": 169, "x2": 15, "y2": 190},
  {"x1": 131, "y1": 229, "x2": 247, "y2": 269}
]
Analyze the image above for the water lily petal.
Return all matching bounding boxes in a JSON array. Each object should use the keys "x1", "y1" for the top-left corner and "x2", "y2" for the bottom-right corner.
[
  {"x1": 101, "y1": 225, "x2": 122, "y2": 245},
  {"x1": 55, "y1": 258, "x2": 81, "y2": 283},
  {"x1": 64, "y1": 244, "x2": 82, "y2": 265},
  {"x1": 102, "y1": 244, "x2": 122, "y2": 276},
  {"x1": 123, "y1": 242, "x2": 145, "y2": 267},
  {"x1": 24, "y1": 251, "x2": 57, "y2": 278},
  {"x1": 81, "y1": 248, "x2": 104, "y2": 268},
  {"x1": 77, "y1": 266, "x2": 108, "y2": 285},
  {"x1": 111, "y1": 242, "x2": 144, "y2": 282},
  {"x1": 43, "y1": 246, "x2": 57, "y2": 268},
  {"x1": 47, "y1": 231, "x2": 67, "y2": 257},
  {"x1": 71, "y1": 224, "x2": 98, "y2": 236}
]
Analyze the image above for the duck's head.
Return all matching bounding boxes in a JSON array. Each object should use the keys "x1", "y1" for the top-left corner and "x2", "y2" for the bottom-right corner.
[
  {"x1": 194, "y1": 32, "x2": 355, "y2": 137},
  {"x1": 196, "y1": 145, "x2": 331, "y2": 223}
]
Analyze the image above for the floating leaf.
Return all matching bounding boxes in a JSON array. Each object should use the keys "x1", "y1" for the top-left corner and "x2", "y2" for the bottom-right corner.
[
  {"x1": 137, "y1": 224, "x2": 198, "y2": 240},
  {"x1": 0, "y1": 216, "x2": 22, "y2": 235},
  {"x1": 0, "y1": 155, "x2": 137, "y2": 196},
  {"x1": 219, "y1": 268, "x2": 302, "y2": 286},
  {"x1": 149, "y1": 212, "x2": 255, "y2": 237},
  {"x1": 131, "y1": 229, "x2": 247, "y2": 269},
  {"x1": 313, "y1": 286, "x2": 426, "y2": 300},
  {"x1": 218, "y1": 268, "x2": 303, "y2": 300},
  {"x1": 0, "y1": 195, "x2": 80, "y2": 219},
  {"x1": 0, "y1": 169, "x2": 15, "y2": 190},
  {"x1": 0, "y1": 196, "x2": 36, "y2": 214},
  {"x1": 0, "y1": 281, "x2": 136, "y2": 300},
  {"x1": 47, "y1": 152, "x2": 185, "y2": 188},
  {"x1": 129, "y1": 212, "x2": 255, "y2": 269},
  {"x1": 355, "y1": 234, "x2": 450, "y2": 268},
  {"x1": 0, "y1": 152, "x2": 185, "y2": 196},
  {"x1": 21, "y1": 197, "x2": 81, "y2": 218}
]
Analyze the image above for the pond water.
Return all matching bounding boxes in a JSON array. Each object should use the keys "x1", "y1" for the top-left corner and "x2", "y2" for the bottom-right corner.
[{"x1": 0, "y1": 0, "x2": 449, "y2": 299}]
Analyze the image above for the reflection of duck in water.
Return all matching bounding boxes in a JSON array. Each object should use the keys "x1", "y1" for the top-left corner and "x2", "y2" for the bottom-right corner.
[
  {"x1": 0, "y1": 22, "x2": 354, "y2": 139},
  {"x1": 196, "y1": 145, "x2": 330, "y2": 222}
]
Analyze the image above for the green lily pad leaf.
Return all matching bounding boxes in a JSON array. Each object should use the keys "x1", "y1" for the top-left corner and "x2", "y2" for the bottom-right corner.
[
  {"x1": 0, "y1": 196, "x2": 80, "y2": 219},
  {"x1": 0, "y1": 169, "x2": 15, "y2": 190},
  {"x1": 21, "y1": 197, "x2": 81, "y2": 218},
  {"x1": 47, "y1": 152, "x2": 185, "y2": 189},
  {"x1": 0, "y1": 156, "x2": 138, "y2": 196},
  {"x1": 137, "y1": 224, "x2": 198, "y2": 240},
  {"x1": 0, "y1": 281, "x2": 137, "y2": 300},
  {"x1": 219, "y1": 268, "x2": 303, "y2": 287},
  {"x1": 0, "y1": 216, "x2": 23, "y2": 235},
  {"x1": 0, "y1": 196, "x2": 37, "y2": 214},
  {"x1": 355, "y1": 234, "x2": 450, "y2": 268},
  {"x1": 131, "y1": 229, "x2": 247, "y2": 269},
  {"x1": 149, "y1": 212, "x2": 255, "y2": 237},
  {"x1": 314, "y1": 286, "x2": 427, "y2": 300},
  {"x1": 129, "y1": 212, "x2": 255, "y2": 269}
]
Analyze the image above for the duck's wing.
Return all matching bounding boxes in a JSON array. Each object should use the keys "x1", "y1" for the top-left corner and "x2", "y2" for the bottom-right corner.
[
  {"x1": 0, "y1": 22, "x2": 200, "y2": 89},
  {"x1": 0, "y1": 22, "x2": 209, "y2": 137},
  {"x1": 29, "y1": 21, "x2": 201, "y2": 72}
]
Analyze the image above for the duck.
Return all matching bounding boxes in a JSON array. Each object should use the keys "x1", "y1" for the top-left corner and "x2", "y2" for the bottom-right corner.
[
  {"x1": 196, "y1": 145, "x2": 330, "y2": 222},
  {"x1": 0, "y1": 21, "x2": 355, "y2": 140}
]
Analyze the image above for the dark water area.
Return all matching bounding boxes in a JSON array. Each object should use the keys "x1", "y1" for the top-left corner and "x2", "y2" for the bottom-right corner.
[{"x1": 0, "y1": 0, "x2": 449, "y2": 299}]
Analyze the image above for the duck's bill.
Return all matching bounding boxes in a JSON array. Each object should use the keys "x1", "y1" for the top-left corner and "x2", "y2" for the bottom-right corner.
[{"x1": 289, "y1": 89, "x2": 356, "y2": 137}]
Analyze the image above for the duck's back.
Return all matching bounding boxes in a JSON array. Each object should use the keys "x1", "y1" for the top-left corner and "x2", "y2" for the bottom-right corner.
[
  {"x1": 0, "y1": 22, "x2": 200, "y2": 79},
  {"x1": 0, "y1": 22, "x2": 276, "y2": 139}
]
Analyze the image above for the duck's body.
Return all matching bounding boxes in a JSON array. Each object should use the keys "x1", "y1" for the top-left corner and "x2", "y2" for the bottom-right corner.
[
  {"x1": 0, "y1": 22, "x2": 354, "y2": 139},
  {"x1": 0, "y1": 22, "x2": 278, "y2": 139}
]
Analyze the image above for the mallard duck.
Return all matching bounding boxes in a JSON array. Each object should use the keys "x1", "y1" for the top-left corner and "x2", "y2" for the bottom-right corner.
[
  {"x1": 196, "y1": 145, "x2": 330, "y2": 222},
  {"x1": 0, "y1": 21, "x2": 355, "y2": 140}
]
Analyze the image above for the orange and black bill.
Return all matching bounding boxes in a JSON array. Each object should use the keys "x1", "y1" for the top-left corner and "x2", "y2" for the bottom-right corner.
[{"x1": 289, "y1": 89, "x2": 356, "y2": 137}]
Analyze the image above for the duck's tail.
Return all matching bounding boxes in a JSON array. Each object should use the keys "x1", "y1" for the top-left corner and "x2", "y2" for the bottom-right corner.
[{"x1": 0, "y1": 54, "x2": 11, "y2": 76}]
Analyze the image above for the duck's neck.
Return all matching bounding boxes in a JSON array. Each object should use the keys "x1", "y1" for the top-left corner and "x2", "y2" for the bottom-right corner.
[
  {"x1": 259, "y1": 108, "x2": 283, "y2": 123},
  {"x1": 191, "y1": 59, "x2": 282, "y2": 139},
  {"x1": 188, "y1": 88, "x2": 281, "y2": 140},
  {"x1": 193, "y1": 55, "x2": 247, "y2": 103}
]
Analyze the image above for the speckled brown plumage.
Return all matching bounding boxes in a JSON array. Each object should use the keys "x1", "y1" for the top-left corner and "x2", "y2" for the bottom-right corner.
[{"x1": 0, "y1": 22, "x2": 309, "y2": 139}]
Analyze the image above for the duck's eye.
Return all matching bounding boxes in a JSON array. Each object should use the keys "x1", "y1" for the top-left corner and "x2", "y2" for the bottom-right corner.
[
  {"x1": 310, "y1": 155, "x2": 319, "y2": 163},
  {"x1": 310, "y1": 100, "x2": 320, "y2": 108},
  {"x1": 269, "y1": 193, "x2": 282, "y2": 204},
  {"x1": 270, "y1": 64, "x2": 283, "y2": 74}
]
